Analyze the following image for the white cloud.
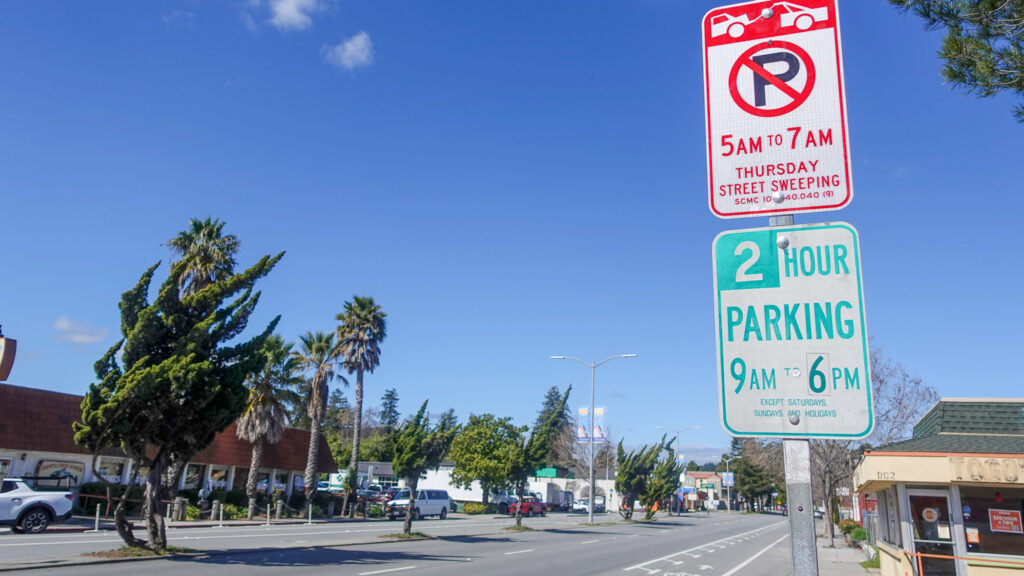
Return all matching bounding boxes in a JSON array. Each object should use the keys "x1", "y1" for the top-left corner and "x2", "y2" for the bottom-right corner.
[
  {"x1": 269, "y1": 0, "x2": 322, "y2": 31},
  {"x1": 161, "y1": 9, "x2": 195, "y2": 24},
  {"x1": 680, "y1": 444, "x2": 729, "y2": 465},
  {"x1": 53, "y1": 317, "x2": 109, "y2": 345},
  {"x1": 239, "y1": 9, "x2": 260, "y2": 33},
  {"x1": 321, "y1": 32, "x2": 374, "y2": 72}
]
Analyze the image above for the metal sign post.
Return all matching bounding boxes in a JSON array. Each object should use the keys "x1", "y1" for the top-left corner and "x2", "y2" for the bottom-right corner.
[
  {"x1": 772, "y1": 215, "x2": 820, "y2": 576},
  {"x1": 785, "y1": 438, "x2": 818, "y2": 575},
  {"x1": 703, "y1": 2, "x2": 863, "y2": 574}
]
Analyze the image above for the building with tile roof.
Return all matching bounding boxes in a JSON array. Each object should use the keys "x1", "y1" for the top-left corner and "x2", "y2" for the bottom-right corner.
[
  {"x1": 0, "y1": 383, "x2": 337, "y2": 498},
  {"x1": 853, "y1": 398, "x2": 1024, "y2": 576}
]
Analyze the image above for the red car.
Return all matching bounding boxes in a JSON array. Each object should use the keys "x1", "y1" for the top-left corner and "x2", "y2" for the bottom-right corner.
[
  {"x1": 375, "y1": 488, "x2": 399, "y2": 504},
  {"x1": 509, "y1": 496, "x2": 546, "y2": 517}
]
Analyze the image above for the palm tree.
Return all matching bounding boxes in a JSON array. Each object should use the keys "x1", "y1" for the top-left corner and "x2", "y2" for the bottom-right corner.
[
  {"x1": 166, "y1": 217, "x2": 241, "y2": 296},
  {"x1": 335, "y1": 296, "x2": 387, "y2": 471},
  {"x1": 236, "y1": 335, "x2": 301, "y2": 518},
  {"x1": 294, "y1": 331, "x2": 343, "y2": 503}
]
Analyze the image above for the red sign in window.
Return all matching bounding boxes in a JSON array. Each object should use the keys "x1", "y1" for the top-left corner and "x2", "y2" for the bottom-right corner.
[{"x1": 989, "y1": 509, "x2": 1023, "y2": 534}]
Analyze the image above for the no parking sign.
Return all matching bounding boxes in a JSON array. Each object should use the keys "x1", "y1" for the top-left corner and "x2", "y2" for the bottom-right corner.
[{"x1": 703, "y1": 0, "x2": 852, "y2": 218}]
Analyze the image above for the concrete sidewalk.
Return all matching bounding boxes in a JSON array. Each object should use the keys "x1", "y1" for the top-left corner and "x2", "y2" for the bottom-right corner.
[{"x1": 817, "y1": 535, "x2": 879, "y2": 576}]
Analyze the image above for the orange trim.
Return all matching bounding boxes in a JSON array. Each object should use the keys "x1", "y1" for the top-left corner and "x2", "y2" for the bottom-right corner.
[
  {"x1": 865, "y1": 451, "x2": 1021, "y2": 458},
  {"x1": 904, "y1": 550, "x2": 1024, "y2": 568}
]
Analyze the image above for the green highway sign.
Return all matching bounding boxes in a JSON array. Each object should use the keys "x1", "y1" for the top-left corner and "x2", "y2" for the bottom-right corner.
[
  {"x1": 713, "y1": 222, "x2": 872, "y2": 438},
  {"x1": 701, "y1": 483, "x2": 715, "y2": 489}
]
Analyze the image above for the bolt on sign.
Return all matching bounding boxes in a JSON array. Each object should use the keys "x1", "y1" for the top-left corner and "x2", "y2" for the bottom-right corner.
[
  {"x1": 712, "y1": 222, "x2": 872, "y2": 438},
  {"x1": 703, "y1": 0, "x2": 852, "y2": 218}
]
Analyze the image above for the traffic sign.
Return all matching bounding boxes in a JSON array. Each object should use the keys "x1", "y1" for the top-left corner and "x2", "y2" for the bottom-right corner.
[
  {"x1": 701, "y1": 483, "x2": 716, "y2": 489},
  {"x1": 703, "y1": 0, "x2": 852, "y2": 218},
  {"x1": 712, "y1": 222, "x2": 872, "y2": 437}
]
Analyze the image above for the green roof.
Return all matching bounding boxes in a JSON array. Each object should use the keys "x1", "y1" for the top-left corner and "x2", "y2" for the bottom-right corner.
[
  {"x1": 913, "y1": 400, "x2": 1024, "y2": 437},
  {"x1": 875, "y1": 433, "x2": 1024, "y2": 455},
  {"x1": 874, "y1": 399, "x2": 1024, "y2": 455}
]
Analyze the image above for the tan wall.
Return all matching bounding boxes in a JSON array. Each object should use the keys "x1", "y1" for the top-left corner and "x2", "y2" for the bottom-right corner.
[
  {"x1": 877, "y1": 541, "x2": 909, "y2": 576},
  {"x1": 855, "y1": 454, "x2": 950, "y2": 492},
  {"x1": 855, "y1": 454, "x2": 1024, "y2": 493}
]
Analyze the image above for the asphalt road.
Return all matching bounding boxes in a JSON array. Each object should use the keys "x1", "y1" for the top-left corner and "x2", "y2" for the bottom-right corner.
[{"x1": 0, "y1": 512, "x2": 792, "y2": 575}]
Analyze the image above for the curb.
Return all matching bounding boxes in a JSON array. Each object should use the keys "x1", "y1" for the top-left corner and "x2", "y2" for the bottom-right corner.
[
  {"x1": 0, "y1": 513, "x2": 619, "y2": 572},
  {"x1": 0, "y1": 519, "x2": 496, "y2": 572}
]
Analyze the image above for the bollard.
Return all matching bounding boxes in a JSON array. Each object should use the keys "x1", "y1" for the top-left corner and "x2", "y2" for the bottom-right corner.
[
  {"x1": 218, "y1": 502, "x2": 224, "y2": 528},
  {"x1": 307, "y1": 503, "x2": 313, "y2": 525},
  {"x1": 265, "y1": 504, "x2": 271, "y2": 528},
  {"x1": 85, "y1": 503, "x2": 102, "y2": 533},
  {"x1": 275, "y1": 500, "x2": 284, "y2": 520}
]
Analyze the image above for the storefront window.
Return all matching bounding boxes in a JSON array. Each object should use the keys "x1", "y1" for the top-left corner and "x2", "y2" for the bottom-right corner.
[
  {"x1": 878, "y1": 487, "x2": 901, "y2": 546},
  {"x1": 0, "y1": 458, "x2": 10, "y2": 481},
  {"x1": 210, "y1": 468, "x2": 228, "y2": 489},
  {"x1": 184, "y1": 464, "x2": 207, "y2": 491},
  {"x1": 256, "y1": 472, "x2": 271, "y2": 493},
  {"x1": 97, "y1": 457, "x2": 126, "y2": 483},
  {"x1": 960, "y1": 486, "x2": 1024, "y2": 557}
]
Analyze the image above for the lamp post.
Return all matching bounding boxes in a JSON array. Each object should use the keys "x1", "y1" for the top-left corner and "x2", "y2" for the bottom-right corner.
[
  {"x1": 723, "y1": 455, "x2": 742, "y2": 513},
  {"x1": 654, "y1": 425, "x2": 700, "y2": 515},
  {"x1": 551, "y1": 353, "x2": 636, "y2": 524}
]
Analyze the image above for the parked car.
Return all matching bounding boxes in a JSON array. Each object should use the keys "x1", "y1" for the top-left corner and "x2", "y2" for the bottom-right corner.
[
  {"x1": 593, "y1": 496, "x2": 606, "y2": 513},
  {"x1": 488, "y1": 490, "x2": 516, "y2": 514},
  {"x1": 0, "y1": 477, "x2": 75, "y2": 534},
  {"x1": 386, "y1": 489, "x2": 451, "y2": 520},
  {"x1": 509, "y1": 496, "x2": 546, "y2": 517},
  {"x1": 375, "y1": 488, "x2": 400, "y2": 504},
  {"x1": 571, "y1": 498, "x2": 589, "y2": 513}
]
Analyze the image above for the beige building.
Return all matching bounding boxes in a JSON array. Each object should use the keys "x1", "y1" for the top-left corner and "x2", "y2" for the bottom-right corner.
[{"x1": 853, "y1": 399, "x2": 1024, "y2": 575}]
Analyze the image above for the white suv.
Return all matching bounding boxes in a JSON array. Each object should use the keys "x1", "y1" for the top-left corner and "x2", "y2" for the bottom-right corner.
[
  {"x1": 386, "y1": 488, "x2": 451, "y2": 520},
  {"x1": 0, "y1": 478, "x2": 75, "y2": 534}
]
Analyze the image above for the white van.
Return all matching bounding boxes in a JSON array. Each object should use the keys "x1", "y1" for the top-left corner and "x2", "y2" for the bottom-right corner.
[{"x1": 386, "y1": 488, "x2": 451, "y2": 520}]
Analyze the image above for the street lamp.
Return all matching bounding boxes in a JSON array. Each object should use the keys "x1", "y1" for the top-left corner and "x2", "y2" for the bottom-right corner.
[
  {"x1": 723, "y1": 455, "x2": 742, "y2": 513},
  {"x1": 551, "y1": 353, "x2": 636, "y2": 524},
  {"x1": 654, "y1": 425, "x2": 700, "y2": 516}
]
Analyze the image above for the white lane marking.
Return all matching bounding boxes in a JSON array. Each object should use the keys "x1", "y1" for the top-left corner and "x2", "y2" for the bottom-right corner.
[
  {"x1": 582, "y1": 539, "x2": 600, "y2": 544},
  {"x1": 504, "y1": 549, "x2": 534, "y2": 555},
  {"x1": 623, "y1": 521, "x2": 786, "y2": 572},
  {"x1": 720, "y1": 534, "x2": 788, "y2": 576},
  {"x1": 358, "y1": 566, "x2": 417, "y2": 576}
]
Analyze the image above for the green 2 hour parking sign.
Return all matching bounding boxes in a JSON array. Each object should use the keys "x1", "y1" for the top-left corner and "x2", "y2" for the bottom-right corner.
[{"x1": 712, "y1": 222, "x2": 872, "y2": 438}]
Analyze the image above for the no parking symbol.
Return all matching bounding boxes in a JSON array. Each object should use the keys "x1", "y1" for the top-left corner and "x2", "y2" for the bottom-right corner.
[
  {"x1": 702, "y1": 0, "x2": 852, "y2": 219},
  {"x1": 728, "y1": 40, "x2": 816, "y2": 117}
]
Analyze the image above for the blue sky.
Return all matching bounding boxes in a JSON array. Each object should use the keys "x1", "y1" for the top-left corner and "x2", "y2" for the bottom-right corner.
[{"x1": 1, "y1": 0, "x2": 1019, "y2": 465}]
